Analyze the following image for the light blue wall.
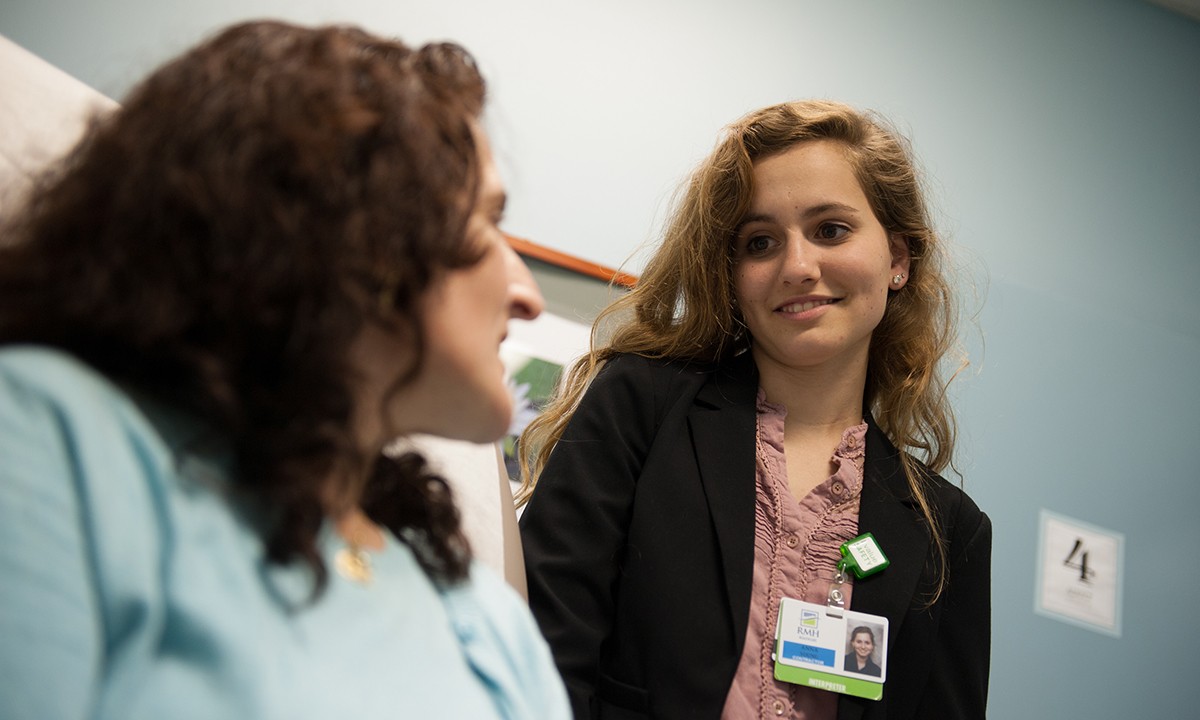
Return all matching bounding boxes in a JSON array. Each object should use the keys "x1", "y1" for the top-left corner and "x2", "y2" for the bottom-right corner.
[{"x1": 3, "y1": 0, "x2": 1198, "y2": 716}]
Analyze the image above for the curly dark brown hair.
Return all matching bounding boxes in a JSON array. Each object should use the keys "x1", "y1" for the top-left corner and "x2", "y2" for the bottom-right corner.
[{"x1": 0, "y1": 21, "x2": 490, "y2": 592}]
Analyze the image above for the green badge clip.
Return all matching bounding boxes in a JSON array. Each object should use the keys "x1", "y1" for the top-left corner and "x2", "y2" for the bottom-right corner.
[{"x1": 838, "y1": 533, "x2": 889, "y2": 579}]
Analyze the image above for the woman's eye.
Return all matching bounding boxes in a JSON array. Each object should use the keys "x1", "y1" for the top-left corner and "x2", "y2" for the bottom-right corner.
[
  {"x1": 745, "y1": 235, "x2": 774, "y2": 254},
  {"x1": 816, "y1": 223, "x2": 850, "y2": 241}
]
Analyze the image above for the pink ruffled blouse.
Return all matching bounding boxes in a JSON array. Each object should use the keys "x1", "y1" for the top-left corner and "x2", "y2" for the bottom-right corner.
[{"x1": 719, "y1": 389, "x2": 867, "y2": 720}]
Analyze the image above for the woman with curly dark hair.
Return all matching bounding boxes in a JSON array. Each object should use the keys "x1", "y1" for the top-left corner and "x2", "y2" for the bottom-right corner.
[{"x1": 0, "y1": 21, "x2": 569, "y2": 720}]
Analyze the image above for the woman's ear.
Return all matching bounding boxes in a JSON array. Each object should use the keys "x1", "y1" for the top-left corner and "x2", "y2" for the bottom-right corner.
[{"x1": 889, "y1": 234, "x2": 911, "y2": 288}]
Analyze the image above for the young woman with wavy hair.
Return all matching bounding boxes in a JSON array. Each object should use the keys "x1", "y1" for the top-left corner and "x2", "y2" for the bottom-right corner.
[
  {"x1": 0, "y1": 21, "x2": 569, "y2": 720},
  {"x1": 518, "y1": 100, "x2": 990, "y2": 720}
]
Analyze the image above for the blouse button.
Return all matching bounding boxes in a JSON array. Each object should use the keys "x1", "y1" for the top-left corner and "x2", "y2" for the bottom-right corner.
[
  {"x1": 847, "y1": 435, "x2": 857, "y2": 448},
  {"x1": 832, "y1": 481, "x2": 845, "y2": 495},
  {"x1": 786, "y1": 534, "x2": 799, "y2": 549},
  {"x1": 773, "y1": 699, "x2": 786, "y2": 715}
]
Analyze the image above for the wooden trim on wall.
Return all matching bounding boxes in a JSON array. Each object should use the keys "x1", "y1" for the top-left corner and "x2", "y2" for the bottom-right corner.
[{"x1": 505, "y1": 234, "x2": 637, "y2": 288}]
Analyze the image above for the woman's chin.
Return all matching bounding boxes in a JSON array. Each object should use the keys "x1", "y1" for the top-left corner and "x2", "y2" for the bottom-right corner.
[{"x1": 438, "y1": 398, "x2": 512, "y2": 445}]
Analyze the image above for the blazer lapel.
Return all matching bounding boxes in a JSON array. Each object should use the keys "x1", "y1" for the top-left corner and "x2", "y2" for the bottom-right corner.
[
  {"x1": 849, "y1": 418, "x2": 931, "y2": 635},
  {"x1": 687, "y1": 353, "x2": 759, "y2": 652},
  {"x1": 838, "y1": 420, "x2": 938, "y2": 720}
]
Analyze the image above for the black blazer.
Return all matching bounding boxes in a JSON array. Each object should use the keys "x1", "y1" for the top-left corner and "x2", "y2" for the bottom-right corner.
[{"x1": 520, "y1": 353, "x2": 991, "y2": 720}]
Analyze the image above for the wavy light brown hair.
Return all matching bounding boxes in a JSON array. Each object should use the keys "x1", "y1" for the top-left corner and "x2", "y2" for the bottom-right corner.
[
  {"x1": 0, "y1": 21, "x2": 490, "y2": 592},
  {"x1": 518, "y1": 100, "x2": 962, "y2": 591}
]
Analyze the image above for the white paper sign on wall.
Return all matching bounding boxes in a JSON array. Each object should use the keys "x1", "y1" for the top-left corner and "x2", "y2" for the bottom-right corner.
[{"x1": 1034, "y1": 509, "x2": 1124, "y2": 637}]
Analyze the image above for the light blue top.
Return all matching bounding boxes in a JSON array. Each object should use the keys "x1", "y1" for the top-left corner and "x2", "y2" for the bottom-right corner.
[{"x1": 0, "y1": 346, "x2": 570, "y2": 720}]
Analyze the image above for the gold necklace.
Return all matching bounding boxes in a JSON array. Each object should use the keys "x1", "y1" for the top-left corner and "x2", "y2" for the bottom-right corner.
[
  {"x1": 334, "y1": 510, "x2": 384, "y2": 585},
  {"x1": 335, "y1": 543, "x2": 373, "y2": 584}
]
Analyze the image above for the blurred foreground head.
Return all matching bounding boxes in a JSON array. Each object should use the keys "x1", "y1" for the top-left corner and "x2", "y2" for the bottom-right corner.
[{"x1": 0, "y1": 21, "x2": 496, "y2": 587}]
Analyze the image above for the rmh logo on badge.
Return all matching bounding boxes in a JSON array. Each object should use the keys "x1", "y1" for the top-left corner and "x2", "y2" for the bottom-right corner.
[{"x1": 798, "y1": 610, "x2": 820, "y2": 638}]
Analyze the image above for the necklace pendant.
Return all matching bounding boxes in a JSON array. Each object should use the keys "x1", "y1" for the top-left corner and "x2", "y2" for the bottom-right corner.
[{"x1": 335, "y1": 547, "x2": 373, "y2": 585}]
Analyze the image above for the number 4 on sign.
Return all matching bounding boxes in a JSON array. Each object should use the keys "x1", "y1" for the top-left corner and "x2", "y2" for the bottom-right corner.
[
  {"x1": 1063, "y1": 539, "x2": 1095, "y2": 583},
  {"x1": 1036, "y1": 510, "x2": 1124, "y2": 637}
]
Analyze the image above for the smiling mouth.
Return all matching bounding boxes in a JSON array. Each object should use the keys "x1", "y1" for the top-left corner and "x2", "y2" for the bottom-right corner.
[{"x1": 778, "y1": 299, "x2": 837, "y2": 313}]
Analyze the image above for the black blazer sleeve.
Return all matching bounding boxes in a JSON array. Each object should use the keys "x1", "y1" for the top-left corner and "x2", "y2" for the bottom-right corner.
[
  {"x1": 846, "y1": 476, "x2": 992, "y2": 720},
  {"x1": 519, "y1": 355, "x2": 664, "y2": 719},
  {"x1": 912, "y1": 502, "x2": 992, "y2": 719}
]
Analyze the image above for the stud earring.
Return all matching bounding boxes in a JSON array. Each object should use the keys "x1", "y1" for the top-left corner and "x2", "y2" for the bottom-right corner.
[{"x1": 892, "y1": 273, "x2": 907, "y2": 286}]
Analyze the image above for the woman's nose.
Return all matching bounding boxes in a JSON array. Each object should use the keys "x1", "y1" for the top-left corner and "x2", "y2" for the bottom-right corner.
[
  {"x1": 780, "y1": 236, "x2": 819, "y2": 285},
  {"x1": 503, "y1": 243, "x2": 544, "y2": 321}
]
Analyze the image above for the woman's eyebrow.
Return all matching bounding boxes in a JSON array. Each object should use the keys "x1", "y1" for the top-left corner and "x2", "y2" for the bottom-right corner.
[
  {"x1": 735, "y1": 212, "x2": 774, "y2": 234},
  {"x1": 736, "y1": 202, "x2": 859, "y2": 233},
  {"x1": 801, "y1": 202, "x2": 858, "y2": 219}
]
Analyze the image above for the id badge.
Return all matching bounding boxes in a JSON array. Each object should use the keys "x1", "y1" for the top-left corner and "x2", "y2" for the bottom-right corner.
[{"x1": 773, "y1": 598, "x2": 889, "y2": 700}]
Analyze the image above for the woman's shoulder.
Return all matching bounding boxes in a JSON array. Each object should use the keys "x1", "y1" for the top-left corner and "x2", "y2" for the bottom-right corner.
[
  {"x1": 595, "y1": 352, "x2": 751, "y2": 401},
  {"x1": 907, "y1": 459, "x2": 990, "y2": 559},
  {"x1": 439, "y1": 563, "x2": 572, "y2": 719},
  {"x1": 0, "y1": 347, "x2": 191, "y2": 716},
  {"x1": 0, "y1": 346, "x2": 159, "y2": 459},
  {"x1": 0, "y1": 344, "x2": 201, "y2": 558},
  {"x1": 911, "y1": 458, "x2": 981, "y2": 509},
  {"x1": 441, "y1": 562, "x2": 543, "y2": 649},
  {"x1": 0, "y1": 344, "x2": 127, "y2": 408},
  {"x1": 0, "y1": 344, "x2": 216, "y2": 454},
  {"x1": 0, "y1": 344, "x2": 183, "y2": 470},
  {"x1": 598, "y1": 352, "x2": 714, "y2": 381},
  {"x1": 575, "y1": 352, "x2": 736, "y2": 434},
  {"x1": 864, "y1": 415, "x2": 986, "y2": 531}
]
